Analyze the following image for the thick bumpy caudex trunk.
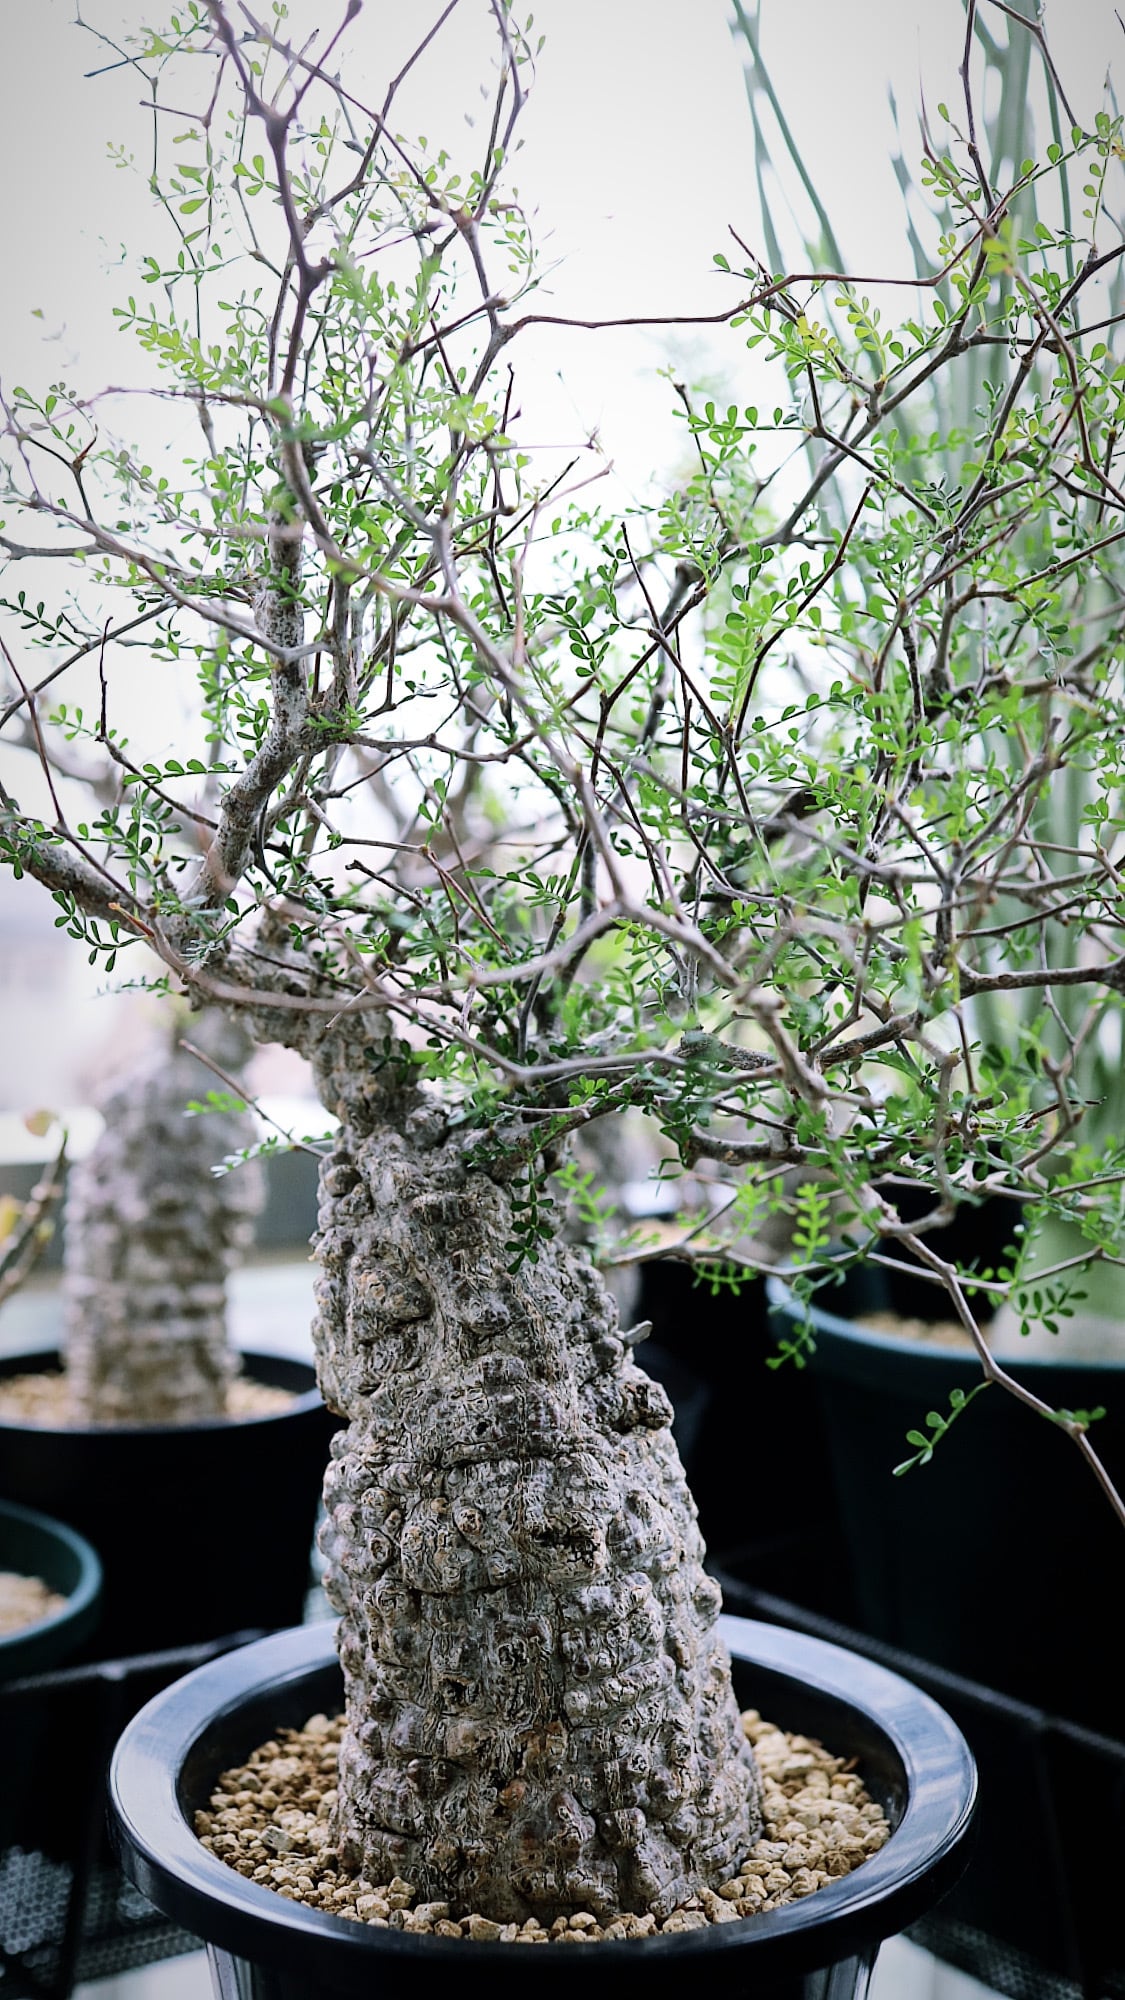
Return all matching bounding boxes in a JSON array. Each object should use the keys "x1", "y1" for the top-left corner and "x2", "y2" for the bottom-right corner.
[
  {"x1": 63, "y1": 1011, "x2": 264, "y2": 1423},
  {"x1": 312, "y1": 1044, "x2": 762, "y2": 1925}
]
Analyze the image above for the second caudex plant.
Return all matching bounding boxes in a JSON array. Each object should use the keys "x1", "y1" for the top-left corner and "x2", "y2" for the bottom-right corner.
[{"x1": 62, "y1": 1007, "x2": 265, "y2": 1424}]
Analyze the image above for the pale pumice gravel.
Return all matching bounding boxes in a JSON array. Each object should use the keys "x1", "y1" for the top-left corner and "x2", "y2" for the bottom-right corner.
[
  {"x1": 0, "y1": 1571, "x2": 67, "y2": 1636},
  {"x1": 0, "y1": 1370, "x2": 292, "y2": 1426},
  {"x1": 195, "y1": 1704, "x2": 890, "y2": 1942}
]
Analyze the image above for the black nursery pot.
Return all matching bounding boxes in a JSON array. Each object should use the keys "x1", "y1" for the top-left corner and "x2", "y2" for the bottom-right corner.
[
  {"x1": 633, "y1": 1260, "x2": 840, "y2": 1555},
  {"x1": 0, "y1": 1497, "x2": 103, "y2": 1855},
  {"x1": 0, "y1": 1349, "x2": 339, "y2": 1656},
  {"x1": 767, "y1": 1270, "x2": 1125, "y2": 1734},
  {"x1": 109, "y1": 1617, "x2": 976, "y2": 2000},
  {"x1": 0, "y1": 1496, "x2": 102, "y2": 1680}
]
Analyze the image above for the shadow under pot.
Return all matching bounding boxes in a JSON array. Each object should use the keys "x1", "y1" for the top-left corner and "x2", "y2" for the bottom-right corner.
[
  {"x1": 109, "y1": 1615, "x2": 977, "y2": 2000},
  {"x1": 0, "y1": 1348, "x2": 340, "y2": 1658}
]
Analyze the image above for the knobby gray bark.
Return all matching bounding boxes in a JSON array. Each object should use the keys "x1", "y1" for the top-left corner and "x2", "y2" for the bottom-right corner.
[
  {"x1": 303, "y1": 1022, "x2": 763, "y2": 1923},
  {"x1": 62, "y1": 1010, "x2": 264, "y2": 1422}
]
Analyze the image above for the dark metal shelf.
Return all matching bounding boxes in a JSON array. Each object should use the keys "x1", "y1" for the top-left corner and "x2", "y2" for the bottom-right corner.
[
  {"x1": 1, "y1": 1631, "x2": 271, "y2": 1999},
  {"x1": 710, "y1": 1553, "x2": 1125, "y2": 2000}
]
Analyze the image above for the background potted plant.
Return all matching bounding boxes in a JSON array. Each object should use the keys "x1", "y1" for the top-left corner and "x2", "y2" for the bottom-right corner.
[
  {"x1": 0, "y1": 1141, "x2": 103, "y2": 1684},
  {"x1": 0, "y1": 1128, "x2": 106, "y2": 1883},
  {"x1": 0, "y1": 1493, "x2": 105, "y2": 1886},
  {"x1": 0, "y1": 1003, "x2": 339, "y2": 1655},
  {"x1": 60, "y1": 1003, "x2": 268, "y2": 1425},
  {"x1": 0, "y1": 1497, "x2": 102, "y2": 1684},
  {"x1": 0, "y1": 1014, "x2": 335, "y2": 1999},
  {"x1": 684, "y1": 0, "x2": 1125, "y2": 1746},
  {"x1": 2, "y1": 0, "x2": 1119, "y2": 1973},
  {"x1": 0, "y1": 1136, "x2": 101, "y2": 1680}
]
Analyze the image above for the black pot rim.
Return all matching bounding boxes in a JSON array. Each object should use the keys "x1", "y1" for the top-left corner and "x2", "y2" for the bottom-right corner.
[
  {"x1": 0, "y1": 1495, "x2": 103, "y2": 1670},
  {"x1": 766, "y1": 1271, "x2": 1123, "y2": 1378},
  {"x1": 109, "y1": 1615, "x2": 976, "y2": 1983},
  {"x1": 0, "y1": 1346, "x2": 324, "y2": 1436}
]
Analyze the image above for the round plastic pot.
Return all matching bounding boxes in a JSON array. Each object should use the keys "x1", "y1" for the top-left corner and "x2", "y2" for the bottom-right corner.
[
  {"x1": 0, "y1": 1348, "x2": 339, "y2": 1656},
  {"x1": 767, "y1": 1272, "x2": 1125, "y2": 1732},
  {"x1": 109, "y1": 1616, "x2": 976, "y2": 2000},
  {"x1": 633, "y1": 1262, "x2": 839, "y2": 1554},
  {"x1": 0, "y1": 1496, "x2": 104, "y2": 1856},
  {"x1": 0, "y1": 1496, "x2": 103, "y2": 1680}
]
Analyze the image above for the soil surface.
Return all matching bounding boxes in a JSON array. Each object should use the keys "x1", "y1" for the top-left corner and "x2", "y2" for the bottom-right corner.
[
  {"x1": 196, "y1": 1704, "x2": 889, "y2": 1940},
  {"x1": 855, "y1": 1309, "x2": 985, "y2": 1350},
  {"x1": 0, "y1": 1370, "x2": 293, "y2": 1427},
  {"x1": 0, "y1": 1570, "x2": 67, "y2": 1635}
]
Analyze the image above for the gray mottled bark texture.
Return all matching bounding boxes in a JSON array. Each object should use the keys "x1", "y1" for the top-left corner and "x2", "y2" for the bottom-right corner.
[
  {"x1": 63, "y1": 1010, "x2": 265, "y2": 1423},
  {"x1": 304, "y1": 1022, "x2": 763, "y2": 1925}
]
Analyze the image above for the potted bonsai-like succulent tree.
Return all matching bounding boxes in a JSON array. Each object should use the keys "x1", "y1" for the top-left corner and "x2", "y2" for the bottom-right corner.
[{"x1": 5, "y1": 0, "x2": 1121, "y2": 1980}]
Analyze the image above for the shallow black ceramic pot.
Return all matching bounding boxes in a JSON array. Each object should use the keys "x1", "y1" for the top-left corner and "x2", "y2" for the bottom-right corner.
[
  {"x1": 766, "y1": 1272, "x2": 1125, "y2": 1733},
  {"x1": 109, "y1": 1617, "x2": 976, "y2": 2000},
  {"x1": 0, "y1": 1348, "x2": 339, "y2": 1655}
]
